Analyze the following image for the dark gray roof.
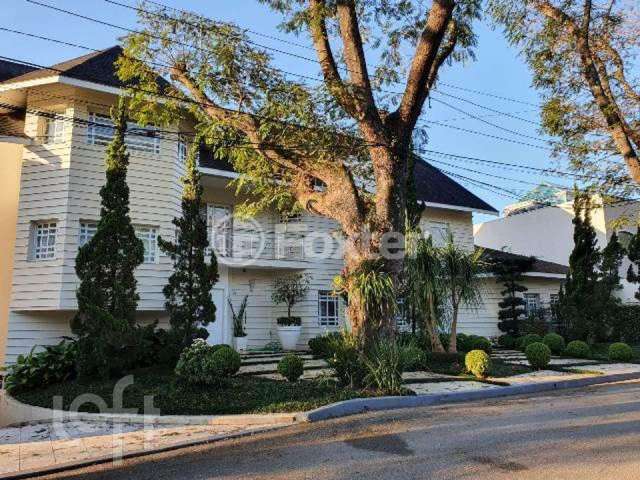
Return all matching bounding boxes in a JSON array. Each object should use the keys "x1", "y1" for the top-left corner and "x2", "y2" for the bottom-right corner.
[
  {"x1": 0, "y1": 59, "x2": 37, "y2": 82},
  {"x1": 2, "y1": 46, "x2": 170, "y2": 90},
  {"x1": 0, "y1": 110, "x2": 27, "y2": 138},
  {"x1": 479, "y1": 247, "x2": 568, "y2": 276}
]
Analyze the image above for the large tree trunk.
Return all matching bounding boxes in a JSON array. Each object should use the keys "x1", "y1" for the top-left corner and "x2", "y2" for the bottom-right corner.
[{"x1": 448, "y1": 302, "x2": 459, "y2": 353}]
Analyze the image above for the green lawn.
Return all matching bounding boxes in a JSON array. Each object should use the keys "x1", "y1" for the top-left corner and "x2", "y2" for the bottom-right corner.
[{"x1": 12, "y1": 367, "x2": 377, "y2": 415}]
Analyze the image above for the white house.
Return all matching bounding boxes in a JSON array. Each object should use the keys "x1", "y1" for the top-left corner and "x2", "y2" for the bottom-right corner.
[
  {"x1": 0, "y1": 48, "x2": 567, "y2": 364},
  {"x1": 475, "y1": 184, "x2": 640, "y2": 302}
]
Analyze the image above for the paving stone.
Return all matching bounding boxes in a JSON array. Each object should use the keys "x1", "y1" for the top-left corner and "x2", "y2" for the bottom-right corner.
[
  {"x1": 401, "y1": 371, "x2": 457, "y2": 381},
  {"x1": 406, "y1": 381, "x2": 502, "y2": 395},
  {"x1": 239, "y1": 358, "x2": 329, "y2": 373},
  {"x1": 505, "y1": 357, "x2": 598, "y2": 366},
  {"x1": 575, "y1": 363, "x2": 640, "y2": 374}
]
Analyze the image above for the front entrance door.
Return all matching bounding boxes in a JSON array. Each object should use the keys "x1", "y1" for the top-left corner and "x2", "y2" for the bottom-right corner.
[{"x1": 206, "y1": 288, "x2": 226, "y2": 345}]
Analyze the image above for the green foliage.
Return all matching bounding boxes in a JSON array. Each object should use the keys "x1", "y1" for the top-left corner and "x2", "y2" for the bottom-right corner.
[
  {"x1": 525, "y1": 342, "x2": 551, "y2": 370},
  {"x1": 229, "y1": 295, "x2": 248, "y2": 337},
  {"x1": 4, "y1": 341, "x2": 77, "y2": 394},
  {"x1": 520, "y1": 311, "x2": 550, "y2": 336},
  {"x1": 363, "y1": 339, "x2": 407, "y2": 395},
  {"x1": 498, "y1": 335, "x2": 516, "y2": 349},
  {"x1": 520, "y1": 334, "x2": 543, "y2": 351},
  {"x1": 277, "y1": 354, "x2": 304, "y2": 382},
  {"x1": 71, "y1": 99, "x2": 144, "y2": 379},
  {"x1": 627, "y1": 229, "x2": 640, "y2": 301},
  {"x1": 276, "y1": 316, "x2": 302, "y2": 326},
  {"x1": 543, "y1": 333, "x2": 565, "y2": 355},
  {"x1": 470, "y1": 336, "x2": 492, "y2": 354},
  {"x1": 609, "y1": 305, "x2": 640, "y2": 344},
  {"x1": 272, "y1": 274, "x2": 310, "y2": 320},
  {"x1": 159, "y1": 139, "x2": 219, "y2": 352},
  {"x1": 308, "y1": 332, "x2": 341, "y2": 359},
  {"x1": 175, "y1": 339, "x2": 239, "y2": 385},
  {"x1": 325, "y1": 331, "x2": 367, "y2": 388},
  {"x1": 455, "y1": 333, "x2": 473, "y2": 352},
  {"x1": 490, "y1": 252, "x2": 535, "y2": 336},
  {"x1": 565, "y1": 340, "x2": 591, "y2": 359},
  {"x1": 555, "y1": 192, "x2": 601, "y2": 341},
  {"x1": 401, "y1": 345, "x2": 427, "y2": 372},
  {"x1": 465, "y1": 350, "x2": 491, "y2": 378},
  {"x1": 608, "y1": 342, "x2": 634, "y2": 362}
]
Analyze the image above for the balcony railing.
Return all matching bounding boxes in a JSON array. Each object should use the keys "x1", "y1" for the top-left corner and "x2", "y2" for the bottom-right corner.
[{"x1": 211, "y1": 230, "x2": 305, "y2": 263}]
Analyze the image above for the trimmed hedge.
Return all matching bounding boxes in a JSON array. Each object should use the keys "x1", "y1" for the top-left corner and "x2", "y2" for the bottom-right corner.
[
  {"x1": 498, "y1": 335, "x2": 516, "y2": 349},
  {"x1": 470, "y1": 336, "x2": 492, "y2": 354},
  {"x1": 525, "y1": 342, "x2": 551, "y2": 370},
  {"x1": 465, "y1": 350, "x2": 491, "y2": 378},
  {"x1": 608, "y1": 342, "x2": 634, "y2": 362},
  {"x1": 278, "y1": 354, "x2": 304, "y2": 382},
  {"x1": 565, "y1": 340, "x2": 590, "y2": 359},
  {"x1": 520, "y1": 334, "x2": 543, "y2": 351},
  {"x1": 175, "y1": 340, "x2": 240, "y2": 385},
  {"x1": 543, "y1": 333, "x2": 565, "y2": 355}
]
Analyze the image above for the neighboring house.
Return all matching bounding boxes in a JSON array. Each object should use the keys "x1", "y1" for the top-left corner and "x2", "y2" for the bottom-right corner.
[
  {"x1": 0, "y1": 47, "x2": 564, "y2": 364},
  {"x1": 474, "y1": 184, "x2": 640, "y2": 303}
]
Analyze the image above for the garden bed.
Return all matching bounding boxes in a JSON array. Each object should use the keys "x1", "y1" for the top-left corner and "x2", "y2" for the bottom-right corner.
[{"x1": 11, "y1": 367, "x2": 382, "y2": 415}]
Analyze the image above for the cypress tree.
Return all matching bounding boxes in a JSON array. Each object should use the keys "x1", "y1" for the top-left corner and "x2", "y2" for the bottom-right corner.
[
  {"x1": 558, "y1": 191, "x2": 601, "y2": 340},
  {"x1": 159, "y1": 138, "x2": 218, "y2": 357},
  {"x1": 593, "y1": 232, "x2": 624, "y2": 341},
  {"x1": 493, "y1": 254, "x2": 535, "y2": 337},
  {"x1": 72, "y1": 99, "x2": 144, "y2": 379},
  {"x1": 626, "y1": 228, "x2": 640, "y2": 301}
]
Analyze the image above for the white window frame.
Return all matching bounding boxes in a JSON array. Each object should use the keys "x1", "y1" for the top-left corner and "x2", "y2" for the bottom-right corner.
[
  {"x1": 135, "y1": 226, "x2": 159, "y2": 264},
  {"x1": 78, "y1": 221, "x2": 98, "y2": 248},
  {"x1": 87, "y1": 112, "x2": 160, "y2": 154},
  {"x1": 395, "y1": 298, "x2": 410, "y2": 331},
  {"x1": 426, "y1": 221, "x2": 450, "y2": 247},
  {"x1": 318, "y1": 290, "x2": 340, "y2": 327},
  {"x1": 524, "y1": 293, "x2": 541, "y2": 314},
  {"x1": 177, "y1": 136, "x2": 188, "y2": 163},
  {"x1": 43, "y1": 117, "x2": 65, "y2": 144},
  {"x1": 208, "y1": 205, "x2": 233, "y2": 257},
  {"x1": 31, "y1": 221, "x2": 57, "y2": 260}
]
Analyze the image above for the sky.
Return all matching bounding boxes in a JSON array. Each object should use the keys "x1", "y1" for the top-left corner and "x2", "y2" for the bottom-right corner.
[{"x1": 0, "y1": 0, "x2": 573, "y2": 224}]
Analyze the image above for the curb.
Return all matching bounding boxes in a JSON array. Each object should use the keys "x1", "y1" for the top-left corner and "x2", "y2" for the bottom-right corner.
[
  {"x1": 296, "y1": 371, "x2": 640, "y2": 422},
  {"x1": 0, "y1": 423, "x2": 287, "y2": 480}
]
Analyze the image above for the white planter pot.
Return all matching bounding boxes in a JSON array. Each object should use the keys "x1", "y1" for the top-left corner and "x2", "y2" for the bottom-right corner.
[
  {"x1": 277, "y1": 326, "x2": 302, "y2": 350},
  {"x1": 234, "y1": 336, "x2": 248, "y2": 352}
]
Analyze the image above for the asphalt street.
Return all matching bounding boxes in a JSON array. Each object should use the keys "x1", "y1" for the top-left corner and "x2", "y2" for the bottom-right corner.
[{"x1": 42, "y1": 380, "x2": 640, "y2": 479}]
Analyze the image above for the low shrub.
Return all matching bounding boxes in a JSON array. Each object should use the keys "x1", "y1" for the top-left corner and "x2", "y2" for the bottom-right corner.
[
  {"x1": 439, "y1": 332, "x2": 451, "y2": 351},
  {"x1": 401, "y1": 345, "x2": 426, "y2": 371},
  {"x1": 608, "y1": 342, "x2": 634, "y2": 362},
  {"x1": 308, "y1": 332, "x2": 341, "y2": 359},
  {"x1": 175, "y1": 339, "x2": 240, "y2": 385},
  {"x1": 543, "y1": 333, "x2": 565, "y2": 355},
  {"x1": 276, "y1": 316, "x2": 301, "y2": 327},
  {"x1": 4, "y1": 340, "x2": 77, "y2": 393},
  {"x1": 498, "y1": 335, "x2": 516, "y2": 349},
  {"x1": 525, "y1": 342, "x2": 551, "y2": 370},
  {"x1": 211, "y1": 345, "x2": 241, "y2": 377},
  {"x1": 326, "y1": 331, "x2": 367, "y2": 388},
  {"x1": 565, "y1": 340, "x2": 591, "y2": 359},
  {"x1": 465, "y1": 350, "x2": 491, "y2": 378},
  {"x1": 278, "y1": 354, "x2": 304, "y2": 382},
  {"x1": 363, "y1": 339, "x2": 406, "y2": 394},
  {"x1": 470, "y1": 336, "x2": 492, "y2": 354},
  {"x1": 456, "y1": 333, "x2": 474, "y2": 352},
  {"x1": 520, "y1": 334, "x2": 543, "y2": 351}
]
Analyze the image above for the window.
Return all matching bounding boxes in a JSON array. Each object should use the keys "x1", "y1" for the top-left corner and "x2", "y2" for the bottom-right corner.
[
  {"x1": 208, "y1": 205, "x2": 233, "y2": 256},
  {"x1": 44, "y1": 117, "x2": 65, "y2": 144},
  {"x1": 549, "y1": 293, "x2": 559, "y2": 306},
  {"x1": 177, "y1": 137, "x2": 188, "y2": 163},
  {"x1": 395, "y1": 298, "x2": 410, "y2": 331},
  {"x1": 524, "y1": 293, "x2": 540, "y2": 314},
  {"x1": 32, "y1": 222, "x2": 57, "y2": 260},
  {"x1": 426, "y1": 221, "x2": 450, "y2": 247},
  {"x1": 78, "y1": 221, "x2": 97, "y2": 247},
  {"x1": 278, "y1": 213, "x2": 302, "y2": 224},
  {"x1": 87, "y1": 113, "x2": 160, "y2": 154},
  {"x1": 318, "y1": 290, "x2": 340, "y2": 327},
  {"x1": 135, "y1": 226, "x2": 159, "y2": 263}
]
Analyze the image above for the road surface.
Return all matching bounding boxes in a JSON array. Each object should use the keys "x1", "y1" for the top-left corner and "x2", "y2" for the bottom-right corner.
[{"x1": 42, "y1": 380, "x2": 640, "y2": 479}]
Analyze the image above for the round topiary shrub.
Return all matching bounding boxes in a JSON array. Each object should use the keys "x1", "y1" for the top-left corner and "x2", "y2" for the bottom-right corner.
[
  {"x1": 498, "y1": 335, "x2": 516, "y2": 349},
  {"x1": 175, "y1": 339, "x2": 219, "y2": 385},
  {"x1": 278, "y1": 353, "x2": 304, "y2": 382},
  {"x1": 520, "y1": 334, "x2": 543, "y2": 351},
  {"x1": 565, "y1": 340, "x2": 590, "y2": 359},
  {"x1": 525, "y1": 342, "x2": 551, "y2": 370},
  {"x1": 543, "y1": 333, "x2": 565, "y2": 355},
  {"x1": 465, "y1": 349, "x2": 492, "y2": 378},
  {"x1": 456, "y1": 333, "x2": 473, "y2": 352},
  {"x1": 608, "y1": 342, "x2": 634, "y2": 362},
  {"x1": 211, "y1": 345, "x2": 241, "y2": 377},
  {"x1": 470, "y1": 336, "x2": 492, "y2": 354},
  {"x1": 401, "y1": 345, "x2": 426, "y2": 372}
]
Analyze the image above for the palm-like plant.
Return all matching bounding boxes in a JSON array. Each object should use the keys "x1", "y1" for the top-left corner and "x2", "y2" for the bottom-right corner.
[
  {"x1": 229, "y1": 295, "x2": 248, "y2": 338},
  {"x1": 406, "y1": 237, "x2": 446, "y2": 352},
  {"x1": 440, "y1": 235, "x2": 485, "y2": 353}
]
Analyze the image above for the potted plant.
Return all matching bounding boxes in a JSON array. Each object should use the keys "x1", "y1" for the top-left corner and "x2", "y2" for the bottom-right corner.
[
  {"x1": 272, "y1": 273, "x2": 310, "y2": 350},
  {"x1": 229, "y1": 295, "x2": 248, "y2": 352}
]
